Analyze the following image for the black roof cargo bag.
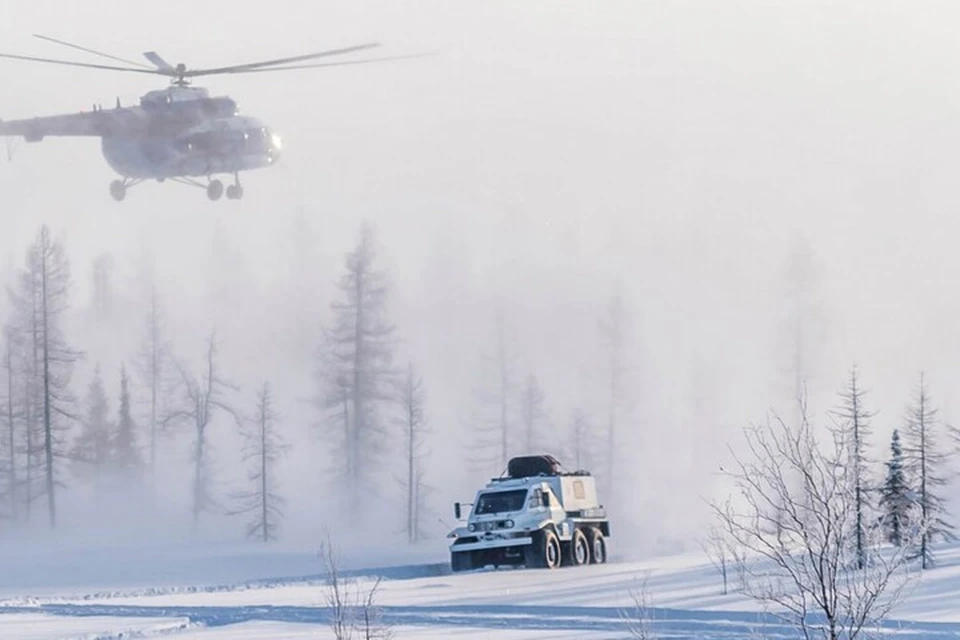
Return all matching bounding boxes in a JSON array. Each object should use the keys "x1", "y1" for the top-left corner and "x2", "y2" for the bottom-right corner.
[{"x1": 508, "y1": 454, "x2": 561, "y2": 478}]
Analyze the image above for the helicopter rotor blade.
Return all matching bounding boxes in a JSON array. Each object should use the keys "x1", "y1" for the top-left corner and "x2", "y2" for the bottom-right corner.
[
  {"x1": 184, "y1": 43, "x2": 381, "y2": 77},
  {"x1": 33, "y1": 34, "x2": 153, "y2": 69},
  {"x1": 143, "y1": 51, "x2": 175, "y2": 72},
  {"x1": 228, "y1": 52, "x2": 436, "y2": 74},
  {"x1": 0, "y1": 52, "x2": 166, "y2": 75}
]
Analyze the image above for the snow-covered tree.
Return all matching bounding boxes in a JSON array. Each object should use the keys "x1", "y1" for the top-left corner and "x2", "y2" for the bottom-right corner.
[
  {"x1": 7, "y1": 225, "x2": 80, "y2": 528},
  {"x1": 234, "y1": 381, "x2": 287, "y2": 542},
  {"x1": 831, "y1": 366, "x2": 875, "y2": 570},
  {"x1": 520, "y1": 374, "x2": 548, "y2": 454},
  {"x1": 112, "y1": 364, "x2": 141, "y2": 477},
  {"x1": 397, "y1": 363, "x2": 429, "y2": 544},
  {"x1": 903, "y1": 374, "x2": 955, "y2": 569},
  {"x1": 70, "y1": 365, "x2": 113, "y2": 487},
  {"x1": 316, "y1": 224, "x2": 397, "y2": 508},
  {"x1": 714, "y1": 408, "x2": 919, "y2": 639},
  {"x1": 879, "y1": 429, "x2": 911, "y2": 547}
]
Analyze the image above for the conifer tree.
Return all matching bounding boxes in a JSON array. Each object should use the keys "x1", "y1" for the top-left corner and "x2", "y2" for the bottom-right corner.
[
  {"x1": 831, "y1": 367, "x2": 875, "y2": 570},
  {"x1": 112, "y1": 364, "x2": 141, "y2": 476},
  {"x1": 316, "y1": 224, "x2": 396, "y2": 508},
  {"x1": 520, "y1": 374, "x2": 548, "y2": 453},
  {"x1": 234, "y1": 381, "x2": 287, "y2": 542},
  {"x1": 70, "y1": 365, "x2": 113, "y2": 487},
  {"x1": 903, "y1": 374, "x2": 955, "y2": 569},
  {"x1": 879, "y1": 429, "x2": 911, "y2": 547}
]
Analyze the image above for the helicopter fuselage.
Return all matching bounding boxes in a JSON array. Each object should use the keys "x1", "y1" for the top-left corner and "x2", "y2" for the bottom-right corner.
[
  {"x1": 100, "y1": 115, "x2": 282, "y2": 179},
  {"x1": 1, "y1": 85, "x2": 282, "y2": 180}
]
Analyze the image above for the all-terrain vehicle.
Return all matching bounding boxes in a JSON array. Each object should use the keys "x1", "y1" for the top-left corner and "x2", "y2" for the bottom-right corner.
[{"x1": 447, "y1": 454, "x2": 610, "y2": 571}]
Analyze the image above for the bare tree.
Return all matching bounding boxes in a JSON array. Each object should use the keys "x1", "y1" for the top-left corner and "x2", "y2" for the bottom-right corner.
[
  {"x1": 319, "y1": 533, "x2": 394, "y2": 640},
  {"x1": 7, "y1": 225, "x2": 80, "y2": 528},
  {"x1": 831, "y1": 366, "x2": 875, "y2": 570},
  {"x1": 519, "y1": 373, "x2": 548, "y2": 453},
  {"x1": 135, "y1": 282, "x2": 173, "y2": 491},
  {"x1": 397, "y1": 363, "x2": 429, "y2": 544},
  {"x1": 316, "y1": 224, "x2": 397, "y2": 508},
  {"x1": 903, "y1": 373, "x2": 955, "y2": 569},
  {"x1": 464, "y1": 309, "x2": 520, "y2": 479},
  {"x1": 1, "y1": 329, "x2": 19, "y2": 521},
  {"x1": 233, "y1": 381, "x2": 288, "y2": 542},
  {"x1": 599, "y1": 284, "x2": 630, "y2": 502},
  {"x1": 701, "y1": 525, "x2": 730, "y2": 596},
  {"x1": 620, "y1": 573, "x2": 657, "y2": 639},
  {"x1": 714, "y1": 408, "x2": 919, "y2": 640},
  {"x1": 569, "y1": 408, "x2": 593, "y2": 471},
  {"x1": 166, "y1": 331, "x2": 238, "y2": 529}
]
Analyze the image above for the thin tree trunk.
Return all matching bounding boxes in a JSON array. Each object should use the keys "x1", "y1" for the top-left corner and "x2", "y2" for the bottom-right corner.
[
  {"x1": 351, "y1": 275, "x2": 364, "y2": 504},
  {"x1": 261, "y1": 400, "x2": 268, "y2": 543},
  {"x1": 150, "y1": 317, "x2": 158, "y2": 492},
  {"x1": 5, "y1": 346, "x2": 16, "y2": 520},
  {"x1": 193, "y1": 422, "x2": 204, "y2": 530},
  {"x1": 920, "y1": 387, "x2": 928, "y2": 570},
  {"x1": 41, "y1": 244, "x2": 55, "y2": 529},
  {"x1": 407, "y1": 399, "x2": 414, "y2": 544}
]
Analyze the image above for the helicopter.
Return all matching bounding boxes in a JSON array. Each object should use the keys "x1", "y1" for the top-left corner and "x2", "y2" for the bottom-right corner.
[{"x1": 0, "y1": 35, "x2": 421, "y2": 202}]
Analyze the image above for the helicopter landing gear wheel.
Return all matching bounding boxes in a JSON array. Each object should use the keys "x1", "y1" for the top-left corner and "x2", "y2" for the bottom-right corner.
[
  {"x1": 226, "y1": 184, "x2": 244, "y2": 200},
  {"x1": 206, "y1": 179, "x2": 224, "y2": 201},
  {"x1": 110, "y1": 180, "x2": 127, "y2": 202}
]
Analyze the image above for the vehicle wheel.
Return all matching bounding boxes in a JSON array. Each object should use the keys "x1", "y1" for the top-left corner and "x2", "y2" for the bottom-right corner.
[
  {"x1": 109, "y1": 180, "x2": 126, "y2": 202},
  {"x1": 207, "y1": 179, "x2": 224, "y2": 201},
  {"x1": 587, "y1": 528, "x2": 607, "y2": 564},
  {"x1": 566, "y1": 528, "x2": 590, "y2": 567},
  {"x1": 451, "y1": 551, "x2": 475, "y2": 573}
]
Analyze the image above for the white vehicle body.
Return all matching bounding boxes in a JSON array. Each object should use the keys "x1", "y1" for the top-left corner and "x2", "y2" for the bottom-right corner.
[{"x1": 448, "y1": 456, "x2": 610, "y2": 571}]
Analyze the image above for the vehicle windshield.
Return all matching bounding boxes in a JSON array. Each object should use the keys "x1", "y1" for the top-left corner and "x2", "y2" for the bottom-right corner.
[{"x1": 474, "y1": 489, "x2": 527, "y2": 515}]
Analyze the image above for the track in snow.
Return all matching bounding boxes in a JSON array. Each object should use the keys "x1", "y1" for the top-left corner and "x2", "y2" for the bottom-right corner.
[{"x1": 3, "y1": 602, "x2": 960, "y2": 639}]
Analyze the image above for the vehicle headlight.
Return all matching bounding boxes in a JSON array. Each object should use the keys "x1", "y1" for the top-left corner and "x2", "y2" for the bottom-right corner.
[
  {"x1": 505, "y1": 520, "x2": 515, "y2": 529},
  {"x1": 468, "y1": 523, "x2": 477, "y2": 532}
]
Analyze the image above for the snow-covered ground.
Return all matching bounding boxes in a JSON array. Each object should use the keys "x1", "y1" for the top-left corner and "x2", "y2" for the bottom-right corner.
[{"x1": 3, "y1": 542, "x2": 960, "y2": 639}]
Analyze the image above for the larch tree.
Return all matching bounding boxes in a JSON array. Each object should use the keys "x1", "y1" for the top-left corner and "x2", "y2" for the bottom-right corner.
[
  {"x1": 903, "y1": 373, "x2": 955, "y2": 569},
  {"x1": 167, "y1": 331, "x2": 238, "y2": 529},
  {"x1": 0, "y1": 330, "x2": 16, "y2": 521},
  {"x1": 519, "y1": 373, "x2": 548, "y2": 454},
  {"x1": 317, "y1": 224, "x2": 397, "y2": 509},
  {"x1": 598, "y1": 286, "x2": 630, "y2": 500},
  {"x1": 135, "y1": 282, "x2": 173, "y2": 491},
  {"x1": 830, "y1": 366, "x2": 875, "y2": 570},
  {"x1": 234, "y1": 381, "x2": 287, "y2": 543},
  {"x1": 70, "y1": 365, "x2": 113, "y2": 488},
  {"x1": 879, "y1": 429, "x2": 912, "y2": 547},
  {"x1": 398, "y1": 363, "x2": 429, "y2": 544},
  {"x1": 466, "y1": 309, "x2": 518, "y2": 478},
  {"x1": 112, "y1": 364, "x2": 142, "y2": 478},
  {"x1": 7, "y1": 225, "x2": 80, "y2": 528},
  {"x1": 569, "y1": 408, "x2": 592, "y2": 471}
]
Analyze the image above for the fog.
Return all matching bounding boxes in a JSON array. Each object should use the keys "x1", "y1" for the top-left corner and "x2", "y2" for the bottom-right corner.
[{"x1": 2, "y1": 1, "x2": 960, "y2": 559}]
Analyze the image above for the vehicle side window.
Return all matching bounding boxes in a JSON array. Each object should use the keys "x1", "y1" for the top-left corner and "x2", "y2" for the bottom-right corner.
[{"x1": 574, "y1": 481, "x2": 585, "y2": 499}]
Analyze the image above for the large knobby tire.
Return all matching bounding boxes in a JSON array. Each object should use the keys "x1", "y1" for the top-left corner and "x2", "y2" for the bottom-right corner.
[
  {"x1": 451, "y1": 551, "x2": 475, "y2": 573},
  {"x1": 587, "y1": 528, "x2": 607, "y2": 564},
  {"x1": 566, "y1": 528, "x2": 590, "y2": 567},
  {"x1": 524, "y1": 529, "x2": 562, "y2": 569}
]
